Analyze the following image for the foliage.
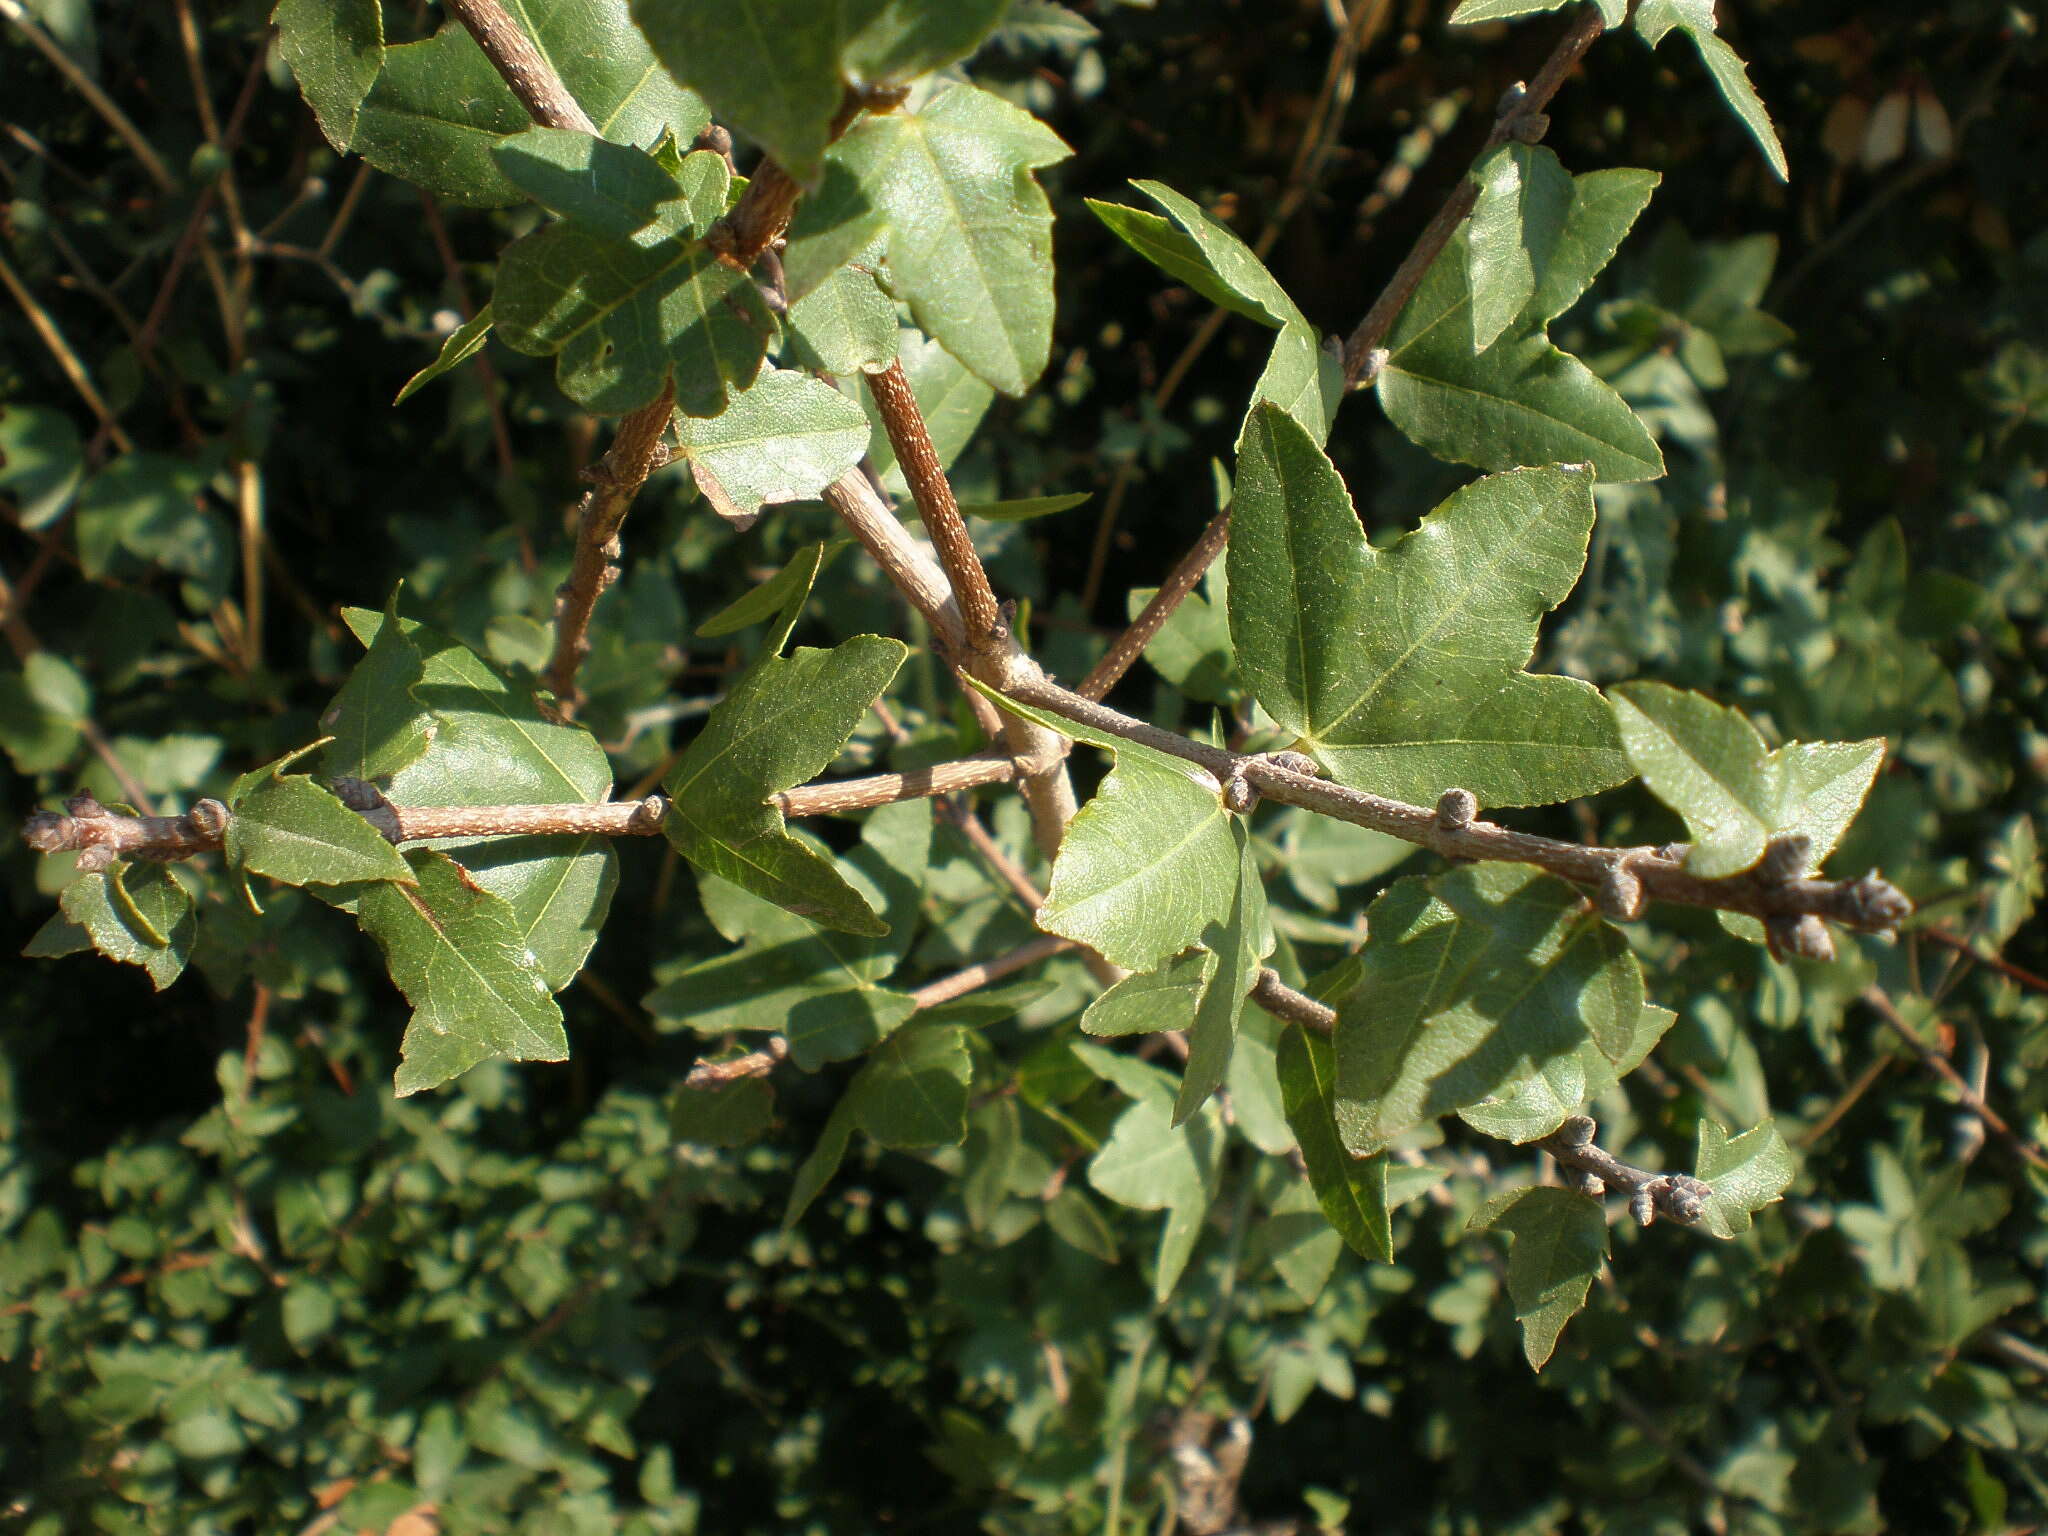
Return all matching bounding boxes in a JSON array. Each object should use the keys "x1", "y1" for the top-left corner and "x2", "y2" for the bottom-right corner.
[{"x1": 3, "y1": 1, "x2": 2046, "y2": 1533}]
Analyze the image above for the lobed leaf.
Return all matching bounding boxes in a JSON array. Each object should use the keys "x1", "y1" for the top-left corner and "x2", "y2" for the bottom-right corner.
[
  {"x1": 1694, "y1": 1117, "x2": 1796, "y2": 1238},
  {"x1": 1377, "y1": 160, "x2": 1664, "y2": 482},
  {"x1": 58, "y1": 864, "x2": 195, "y2": 991},
  {"x1": 1472, "y1": 1185, "x2": 1607, "y2": 1368},
  {"x1": 355, "y1": 850, "x2": 568, "y2": 1096},
  {"x1": 1333, "y1": 864, "x2": 1644, "y2": 1157},
  {"x1": 664, "y1": 634, "x2": 909, "y2": 935},
  {"x1": 1611, "y1": 682, "x2": 1884, "y2": 880},
  {"x1": 1230, "y1": 404, "x2": 1628, "y2": 807}
]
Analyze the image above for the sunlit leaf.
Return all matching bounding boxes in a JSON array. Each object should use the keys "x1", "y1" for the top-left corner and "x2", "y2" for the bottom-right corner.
[
  {"x1": 1694, "y1": 1117, "x2": 1796, "y2": 1238},
  {"x1": 1472, "y1": 1185, "x2": 1606, "y2": 1368}
]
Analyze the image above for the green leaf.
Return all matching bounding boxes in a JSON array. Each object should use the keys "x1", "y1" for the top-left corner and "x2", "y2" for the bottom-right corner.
[
  {"x1": 783, "y1": 265, "x2": 899, "y2": 377},
  {"x1": 1611, "y1": 682, "x2": 1885, "y2": 879},
  {"x1": 696, "y1": 540, "x2": 837, "y2": 639},
  {"x1": 59, "y1": 864, "x2": 195, "y2": 991},
  {"x1": 1090, "y1": 181, "x2": 1339, "y2": 445},
  {"x1": 631, "y1": 0, "x2": 1012, "y2": 182},
  {"x1": 224, "y1": 774, "x2": 415, "y2": 889},
  {"x1": 784, "y1": 1099, "x2": 857, "y2": 1226},
  {"x1": 282, "y1": 0, "x2": 708, "y2": 208},
  {"x1": 357, "y1": 850, "x2": 568, "y2": 1096},
  {"x1": 271, "y1": 0, "x2": 380, "y2": 151},
  {"x1": 1334, "y1": 863, "x2": 1644, "y2": 1157},
  {"x1": 1230, "y1": 404, "x2": 1627, "y2": 807},
  {"x1": 1634, "y1": 0, "x2": 1787, "y2": 180},
  {"x1": 0, "y1": 403, "x2": 85, "y2": 531},
  {"x1": 1377, "y1": 165, "x2": 1664, "y2": 481},
  {"x1": 1278, "y1": 1025, "x2": 1394, "y2": 1262},
  {"x1": 968, "y1": 683, "x2": 1243, "y2": 972},
  {"x1": 1472, "y1": 1185, "x2": 1606, "y2": 1368},
  {"x1": 394, "y1": 305, "x2": 494, "y2": 404},
  {"x1": 664, "y1": 635, "x2": 909, "y2": 934},
  {"x1": 1127, "y1": 563, "x2": 1237, "y2": 705},
  {"x1": 1076, "y1": 1042, "x2": 1224, "y2": 1302},
  {"x1": 1176, "y1": 817, "x2": 1272, "y2": 1125},
  {"x1": 0, "y1": 652, "x2": 91, "y2": 773},
  {"x1": 75, "y1": 452, "x2": 230, "y2": 599},
  {"x1": 493, "y1": 143, "x2": 775, "y2": 416},
  {"x1": 322, "y1": 595, "x2": 435, "y2": 783},
  {"x1": 671, "y1": 1077, "x2": 775, "y2": 1147},
  {"x1": 1082, "y1": 947, "x2": 1213, "y2": 1036},
  {"x1": 848, "y1": 1023, "x2": 972, "y2": 1149},
  {"x1": 959, "y1": 492, "x2": 1092, "y2": 522},
  {"x1": 672, "y1": 367, "x2": 871, "y2": 523},
  {"x1": 1465, "y1": 144, "x2": 1575, "y2": 352},
  {"x1": 328, "y1": 605, "x2": 617, "y2": 990},
  {"x1": 1694, "y1": 1117, "x2": 1795, "y2": 1238},
  {"x1": 1460, "y1": 1002, "x2": 1677, "y2": 1143},
  {"x1": 804, "y1": 84, "x2": 1070, "y2": 395},
  {"x1": 1226, "y1": 1005, "x2": 1296, "y2": 1155}
]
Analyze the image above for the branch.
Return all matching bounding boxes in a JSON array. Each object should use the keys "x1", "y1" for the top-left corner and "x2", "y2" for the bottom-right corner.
[
  {"x1": 863, "y1": 361, "x2": 1004, "y2": 645},
  {"x1": 706, "y1": 85, "x2": 905, "y2": 271},
  {"x1": 999, "y1": 673, "x2": 1914, "y2": 941},
  {"x1": 545, "y1": 378, "x2": 677, "y2": 716},
  {"x1": 443, "y1": 0, "x2": 598, "y2": 133},
  {"x1": 19, "y1": 753, "x2": 1059, "y2": 865},
  {"x1": 1535, "y1": 1115, "x2": 1713, "y2": 1228},
  {"x1": 1078, "y1": 503, "x2": 1230, "y2": 701},
  {"x1": 1340, "y1": 4, "x2": 1609, "y2": 385},
  {"x1": 1861, "y1": 984, "x2": 2048, "y2": 1172},
  {"x1": 819, "y1": 471, "x2": 967, "y2": 653},
  {"x1": 909, "y1": 934, "x2": 1075, "y2": 1010}
]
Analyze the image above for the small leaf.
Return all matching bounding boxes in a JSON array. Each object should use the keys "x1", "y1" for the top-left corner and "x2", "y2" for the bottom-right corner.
[
  {"x1": 358, "y1": 850, "x2": 568, "y2": 1097},
  {"x1": 1077, "y1": 1043, "x2": 1224, "y2": 1302},
  {"x1": 0, "y1": 404, "x2": 85, "y2": 530},
  {"x1": 1082, "y1": 948, "x2": 1213, "y2": 1036},
  {"x1": 665, "y1": 635, "x2": 909, "y2": 934},
  {"x1": 696, "y1": 541, "x2": 837, "y2": 639},
  {"x1": 800, "y1": 85, "x2": 1071, "y2": 395},
  {"x1": 59, "y1": 865, "x2": 195, "y2": 991},
  {"x1": 1465, "y1": 144, "x2": 1575, "y2": 352},
  {"x1": 1378, "y1": 165, "x2": 1664, "y2": 482},
  {"x1": 959, "y1": 492, "x2": 1092, "y2": 522},
  {"x1": 671, "y1": 1077, "x2": 775, "y2": 1148},
  {"x1": 296, "y1": 1, "x2": 707, "y2": 208},
  {"x1": 1694, "y1": 1117, "x2": 1795, "y2": 1238},
  {"x1": 321, "y1": 593, "x2": 434, "y2": 783},
  {"x1": 848, "y1": 1023, "x2": 972, "y2": 1149},
  {"x1": 1278, "y1": 1025, "x2": 1393, "y2": 1262},
  {"x1": 1334, "y1": 864, "x2": 1644, "y2": 1156},
  {"x1": 784, "y1": 1099, "x2": 857, "y2": 1226},
  {"x1": 1611, "y1": 682, "x2": 1884, "y2": 879},
  {"x1": 1472, "y1": 1185, "x2": 1607, "y2": 1368},
  {"x1": 671, "y1": 367, "x2": 872, "y2": 522},
  {"x1": 1230, "y1": 404, "x2": 1628, "y2": 807},
  {"x1": 1634, "y1": 0, "x2": 1787, "y2": 180},
  {"x1": 1175, "y1": 817, "x2": 1272, "y2": 1125},
  {"x1": 968, "y1": 682, "x2": 1245, "y2": 972},
  {"x1": 395, "y1": 306, "x2": 494, "y2": 404},
  {"x1": 225, "y1": 774, "x2": 415, "y2": 889}
]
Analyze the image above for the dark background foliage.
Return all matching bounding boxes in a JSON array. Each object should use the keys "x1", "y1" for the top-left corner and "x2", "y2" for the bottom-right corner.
[{"x1": 2, "y1": 1, "x2": 2045, "y2": 1532}]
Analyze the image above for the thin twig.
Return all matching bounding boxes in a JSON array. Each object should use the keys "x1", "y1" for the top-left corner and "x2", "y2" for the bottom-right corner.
[
  {"x1": 820, "y1": 471, "x2": 967, "y2": 651},
  {"x1": 909, "y1": 934, "x2": 1075, "y2": 1010},
  {"x1": 1920, "y1": 925, "x2": 2048, "y2": 994},
  {"x1": 0, "y1": 0, "x2": 178, "y2": 193},
  {"x1": 0, "y1": 249, "x2": 135, "y2": 453},
  {"x1": 1860, "y1": 985, "x2": 2048, "y2": 1172},
  {"x1": 1341, "y1": 4, "x2": 1609, "y2": 384},
  {"x1": 1078, "y1": 504, "x2": 1230, "y2": 700},
  {"x1": 1534, "y1": 1115, "x2": 1712, "y2": 1227},
  {"x1": 545, "y1": 380, "x2": 676, "y2": 716}
]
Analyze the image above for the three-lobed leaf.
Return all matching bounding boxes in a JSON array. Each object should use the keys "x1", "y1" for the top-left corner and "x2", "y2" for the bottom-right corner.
[
  {"x1": 1230, "y1": 403, "x2": 1628, "y2": 808},
  {"x1": 1334, "y1": 863, "x2": 1644, "y2": 1157},
  {"x1": 664, "y1": 634, "x2": 909, "y2": 935},
  {"x1": 1377, "y1": 157, "x2": 1664, "y2": 482},
  {"x1": 1694, "y1": 1117, "x2": 1796, "y2": 1238},
  {"x1": 355, "y1": 850, "x2": 568, "y2": 1096},
  {"x1": 1611, "y1": 682, "x2": 1884, "y2": 880},
  {"x1": 1472, "y1": 1185, "x2": 1607, "y2": 1368}
]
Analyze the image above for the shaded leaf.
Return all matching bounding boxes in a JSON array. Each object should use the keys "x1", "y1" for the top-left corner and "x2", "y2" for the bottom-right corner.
[
  {"x1": 1076, "y1": 1043, "x2": 1223, "y2": 1302},
  {"x1": 849, "y1": 1023, "x2": 972, "y2": 1149},
  {"x1": 1460, "y1": 1002, "x2": 1677, "y2": 1143},
  {"x1": 960, "y1": 492, "x2": 1092, "y2": 522},
  {"x1": 1279, "y1": 1025, "x2": 1393, "y2": 1262},
  {"x1": 1472, "y1": 1185, "x2": 1607, "y2": 1368},
  {"x1": 1176, "y1": 816, "x2": 1272, "y2": 1125},
  {"x1": 1231, "y1": 404, "x2": 1627, "y2": 807},
  {"x1": 696, "y1": 540, "x2": 838, "y2": 639},
  {"x1": 1377, "y1": 166, "x2": 1664, "y2": 481},
  {"x1": 394, "y1": 305, "x2": 494, "y2": 405},
  {"x1": 1082, "y1": 948, "x2": 1212, "y2": 1037},
  {"x1": 1334, "y1": 864, "x2": 1644, "y2": 1156},
  {"x1": 1635, "y1": 0, "x2": 1788, "y2": 180},
  {"x1": 670, "y1": 1078, "x2": 775, "y2": 1147},
  {"x1": 859, "y1": 329, "x2": 995, "y2": 493}
]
